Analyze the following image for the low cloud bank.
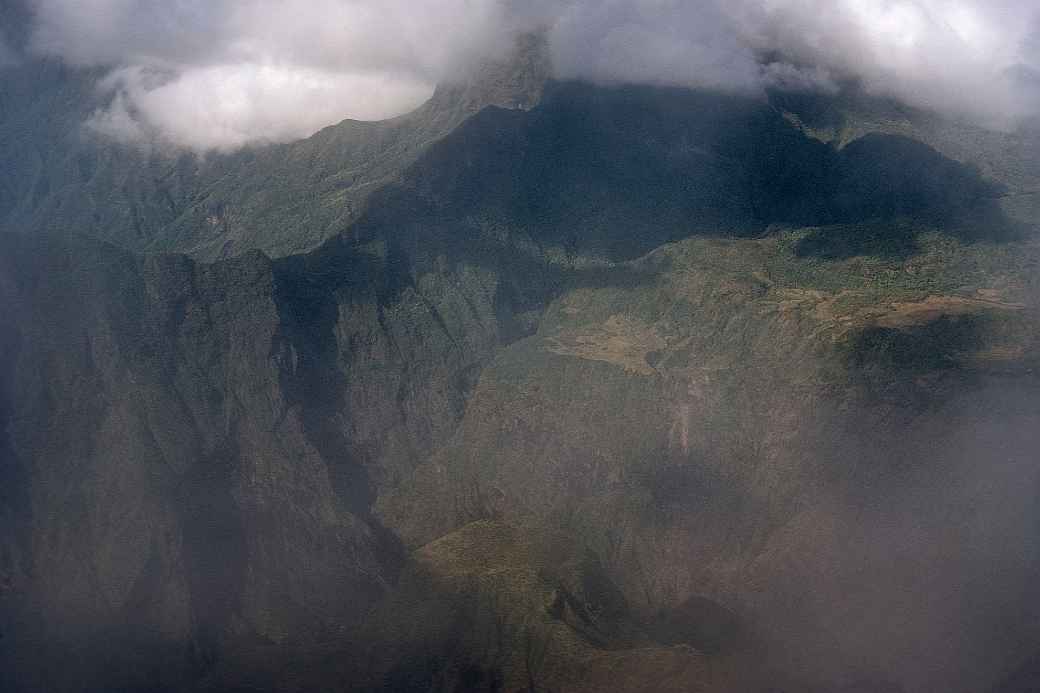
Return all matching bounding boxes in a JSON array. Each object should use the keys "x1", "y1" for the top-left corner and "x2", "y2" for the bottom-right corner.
[{"x1": 19, "y1": 0, "x2": 1040, "y2": 150}]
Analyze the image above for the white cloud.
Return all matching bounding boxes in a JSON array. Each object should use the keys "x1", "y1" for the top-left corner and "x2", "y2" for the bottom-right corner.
[
  {"x1": 21, "y1": 0, "x2": 1040, "y2": 150},
  {"x1": 544, "y1": 0, "x2": 1040, "y2": 127},
  {"x1": 85, "y1": 63, "x2": 433, "y2": 152},
  {"x1": 728, "y1": 0, "x2": 1040, "y2": 126},
  {"x1": 28, "y1": 0, "x2": 512, "y2": 150}
]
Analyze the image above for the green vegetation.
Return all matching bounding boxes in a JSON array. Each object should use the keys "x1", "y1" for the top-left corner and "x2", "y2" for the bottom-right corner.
[{"x1": 5, "y1": 34, "x2": 1040, "y2": 693}]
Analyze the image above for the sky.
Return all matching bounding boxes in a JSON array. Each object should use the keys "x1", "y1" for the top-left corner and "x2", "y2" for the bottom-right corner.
[{"x1": 10, "y1": 0, "x2": 1040, "y2": 150}]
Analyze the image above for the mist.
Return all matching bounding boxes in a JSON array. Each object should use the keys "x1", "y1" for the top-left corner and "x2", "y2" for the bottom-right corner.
[
  {"x1": 4, "y1": 7, "x2": 1040, "y2": 686},
  {"x1": 0, "y1": 29, "x2": 16, "y2": 67},
  {"x1": 11, "y1": 0, "x2": 1040, "y2": 150}
]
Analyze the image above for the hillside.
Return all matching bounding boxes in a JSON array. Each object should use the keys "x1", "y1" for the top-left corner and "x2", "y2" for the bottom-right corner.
[
  {"x1": 0, "y1": 33, "x2": 550, "y2": 260},
  {"x1": 3, "y1": 37, "x2": 1040, "y2": 693}
]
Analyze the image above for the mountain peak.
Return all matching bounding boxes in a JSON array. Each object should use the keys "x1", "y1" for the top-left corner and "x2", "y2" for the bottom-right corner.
[{"x1": 429, "y1": 31, "x2": 551, "y2": 116}]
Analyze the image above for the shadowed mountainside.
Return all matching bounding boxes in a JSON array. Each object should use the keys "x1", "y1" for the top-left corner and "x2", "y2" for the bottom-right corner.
[{"x1": 2, "y1": 29, "x2": 1034, "y2": 263}]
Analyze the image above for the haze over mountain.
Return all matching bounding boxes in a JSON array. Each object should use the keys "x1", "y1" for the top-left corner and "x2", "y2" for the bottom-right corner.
[
  {"x1": 3, "y1": 3, "x2": 1040, "y2": 693},
  {"x1": 6, "y1": 1, "x2": 1040, "y2": 150}
]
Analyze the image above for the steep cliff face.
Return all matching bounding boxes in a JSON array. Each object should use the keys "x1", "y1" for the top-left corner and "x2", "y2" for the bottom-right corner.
[
  {"x1": 0, "y1": 236, "x2": 365, "y2": 688},
  {"x1": 0, "y1": 225, "x2": 539, "y2": 690}
]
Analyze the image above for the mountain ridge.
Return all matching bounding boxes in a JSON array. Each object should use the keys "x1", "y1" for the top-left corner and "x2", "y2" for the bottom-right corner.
[{"x1": 4, "y1": 29, "x2": 1040, "y2": 693}]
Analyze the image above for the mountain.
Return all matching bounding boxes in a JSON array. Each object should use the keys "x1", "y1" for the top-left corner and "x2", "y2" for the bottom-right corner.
[
  {"x1": 0, "y1": 33, "x2": 551, "y2": 261},
  {"x1": 3, "y1": 32, "x2": 1040, "y2": 693}
]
